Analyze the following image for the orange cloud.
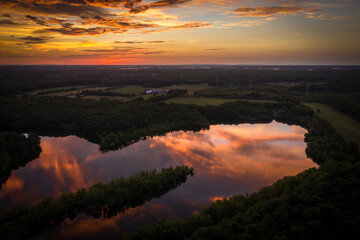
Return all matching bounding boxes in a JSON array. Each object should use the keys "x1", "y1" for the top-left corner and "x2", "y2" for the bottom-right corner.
[
  {"x1": 151, "y1": 123, "x2": 316, "y2": 180},
  {"x1": 232, "y1": 6, "x2": 319, "y2": 17},
  {"x1": 20, "y1": 35, "x2": 53, "y2": 44},
  {"x1": 143, "y1": 21, "x2": 211, "y2": 33}
]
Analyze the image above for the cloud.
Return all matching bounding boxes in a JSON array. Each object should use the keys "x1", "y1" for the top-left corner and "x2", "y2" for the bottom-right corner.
[
  {"x1": 143, "y1": 21, "x2": 211, "y2": 33},
  {"x1": 231, "y1": 6, "x2": 319, "y2": 17},
  {"x1": 36, "y1": 26, "x2": 126, "y2": 35},
  {"x1": 0, "y1": 0, "x2": 192, "y2": 16},
  {"x1": 20, "y1": 36, "x2": 53, "y2": 44},
  {"x1": 1, "y1": 14, "x2": 12, "y2": 18},
  {"x1": 25, "y1": 15, "x2": 75, "y2": 29},
  {"x1": 306, "y1": 14, "x2": 346, "y2": 21},
  {"x1": 0, "y1": 0, "x2": 210, "y2": 38},
  {"x1": 80, "y1": 15, "x2": 158, "y2": 29},
  {"x1": 222, "y1": 17, "x2": 276, "y2": 27},
  {"x1": 25, "y1": 15, "x2": 47, "y2": 26},
  {"x1": 1, "y1": 0, "x2": 110, "y2": 17},
  {"x1": 130, "y1": 0, "x2": 191, "y2": 13},
  {"x1": 0, "y1": 20, "x2": 23, "y2": 25},
  {"x1": 204, "y1": 48, "x2": 226, "y2": 51},
  {"x1": 114, "y1": 40, "x2": 173, "y2": 44},
  {"x1": 266, "y1": 0, "x2": 310, "y2": 3},
  {"x1": 69, "y1": 46, "x2": 167, "y2": 56}
]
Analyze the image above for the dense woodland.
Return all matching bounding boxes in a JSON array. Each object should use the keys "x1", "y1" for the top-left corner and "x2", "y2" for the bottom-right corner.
[
  {"x1": 0, "y1": 66, "x2": 360, "y2": 239},
  {"x1": 0, "y1": 95, "x2": 300, "y2": 151},
  {"x1": 0, "y1": 133, "x2": 41, "y2": 187}
]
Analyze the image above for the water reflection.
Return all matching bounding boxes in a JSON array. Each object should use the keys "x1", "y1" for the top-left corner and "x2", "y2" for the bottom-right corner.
[{"x1": 0, "y1": 121, "x2": 316, "y2": 239}]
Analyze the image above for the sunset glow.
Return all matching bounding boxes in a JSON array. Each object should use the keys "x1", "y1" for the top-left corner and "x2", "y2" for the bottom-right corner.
[{"x1": 0, "y1": 0, "x2": 359, "y2": 65}]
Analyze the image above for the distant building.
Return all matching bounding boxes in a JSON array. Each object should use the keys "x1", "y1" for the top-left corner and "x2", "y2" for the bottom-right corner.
[{"x1": 145, "y1": 89, "x2": 169, "y2": 94}]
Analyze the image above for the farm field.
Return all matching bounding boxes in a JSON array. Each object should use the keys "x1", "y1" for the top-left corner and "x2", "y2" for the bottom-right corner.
[
  {"x1": 303, "y1": 102, "x2": 360, "y2": 148},
  {"x1": 164, "y1": 97, "x2": 237, "y2": 106},
  {"x1": 27, "y1": 85, "x2": 87, "y2": 95}
]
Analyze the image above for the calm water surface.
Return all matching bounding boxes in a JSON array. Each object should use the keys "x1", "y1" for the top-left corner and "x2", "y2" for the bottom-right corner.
[{"x1": 0, "y1": 122, "x2": 316, "y2": 239}]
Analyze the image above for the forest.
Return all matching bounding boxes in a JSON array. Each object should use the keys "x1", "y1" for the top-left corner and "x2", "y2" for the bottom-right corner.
[
  {"x1": 0, "y1": 95, "x2": 302, "y2": 151},
  {"x1": 0, "y1": 65, "x2": 359, "y2": 239},
  {"x1": 0, "y1": 133, "x2": 41, "y2": 187}
]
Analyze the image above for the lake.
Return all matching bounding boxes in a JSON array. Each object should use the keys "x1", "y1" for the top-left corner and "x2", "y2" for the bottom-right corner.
[{"x1": 0, "y1": 121, "x2": 317, "y2": 239}]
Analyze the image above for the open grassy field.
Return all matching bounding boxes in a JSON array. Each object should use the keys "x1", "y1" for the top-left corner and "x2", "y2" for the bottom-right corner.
[
  {"x1": 27, "y1": 85, "x2": 87, "y2": 95},
  {"x1": 28, "y1": 86, "x2": 111, "y2": 97},
  {"x1": 164, "y1": 97, "x2": 237, "y2": 106},
  {"x1": 81, "y1": 95, "x2": 127, "y2": 101},
  {"x1": 165, "y1": 97, "x2": 277, "y2": 106},
  {"x1": 44, "y1": 87, "x2": 110, "y2": 96},
  {"x1": 241, "y1": 99, "x2": 278, "y2": 103},
  {"x1": 303, "y1": 102, "x2": 360, "y2": 148},
  {"x1": 106, "y1": 86, "x2": 146, "y2": 95}
]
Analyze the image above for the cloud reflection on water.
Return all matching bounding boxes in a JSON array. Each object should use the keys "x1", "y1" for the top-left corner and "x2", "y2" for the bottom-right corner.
[{"x1": 0, "y1": 122, "x2": 316, "y2": 239}]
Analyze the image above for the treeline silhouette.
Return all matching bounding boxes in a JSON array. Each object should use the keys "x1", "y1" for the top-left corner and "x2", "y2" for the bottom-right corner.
[
  {"x1": 0, "y1": 96, "x2": 300, "y2": 151},
  {"x1": 0, "y1": 132, "x2": 41, "y2": 187},
  {"x1": 0, "y1": 166, "x2": 194, "y2": 239},
  {"x1": 1, "y1": 66, "x2": 359, "y2": 95}
]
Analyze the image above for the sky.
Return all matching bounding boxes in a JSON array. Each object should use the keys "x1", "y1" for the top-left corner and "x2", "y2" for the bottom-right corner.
[{"x1": 0, "y1": 0, "x2": 359, "y2": 65}]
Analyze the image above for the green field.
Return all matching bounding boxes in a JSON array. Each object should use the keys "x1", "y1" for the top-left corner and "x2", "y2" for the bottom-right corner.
[
  {"x1": 165, "y1": 97, "x2": 277, "y2": 106},
  {"x1": 27, "y1": 85, "x2": 87, "y2": 95},
  {"x1": 240, "y1": 99, "x2": 278, "y2": 103},
  {"x1": 28, "y1": 86, "x2": 112, "y2": 97},
  {"x1": 164, "y1": 97, "x2": 237, "y2": 106},
  {"x1": 106, "y1": 86, "x2": 146, "y2": 95},
  {"x1": 303, "y1": 102, "x2": 360, "y2": 148}
]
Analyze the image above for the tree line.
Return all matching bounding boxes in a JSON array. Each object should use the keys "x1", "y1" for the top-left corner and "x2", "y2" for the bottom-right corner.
[
  {"x1": 0, "y1": 132, "x2": 41, "y2": 187},
  {"x1": 0, "y1": 96, "x2": 299, "y2": 151}
]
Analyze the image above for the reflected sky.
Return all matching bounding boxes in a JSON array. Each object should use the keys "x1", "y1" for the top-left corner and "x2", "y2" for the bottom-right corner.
[{"x1": 0, "y1": 121, "x2": 316, "y2": 239}]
